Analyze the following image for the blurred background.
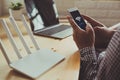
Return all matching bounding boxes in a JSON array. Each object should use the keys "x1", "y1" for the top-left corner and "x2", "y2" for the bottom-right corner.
[{"x1": 0, "y1": 0, "x2": 120, "y2": 27}]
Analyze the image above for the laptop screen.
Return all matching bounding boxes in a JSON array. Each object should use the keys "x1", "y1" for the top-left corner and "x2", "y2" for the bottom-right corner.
[{"x1": 24, "y1": 0, "x2": 59, "y2": 31}]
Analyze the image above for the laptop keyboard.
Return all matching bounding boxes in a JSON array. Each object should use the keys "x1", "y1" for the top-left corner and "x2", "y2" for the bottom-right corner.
[{"x1": 37, "y1": 25, "x2": 71, "y2": 35}]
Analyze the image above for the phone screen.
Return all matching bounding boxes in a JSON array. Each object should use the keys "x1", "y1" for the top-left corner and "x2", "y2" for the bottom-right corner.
[{"x1": 69, "y1": 9, "x2": 86, "y2": 30}]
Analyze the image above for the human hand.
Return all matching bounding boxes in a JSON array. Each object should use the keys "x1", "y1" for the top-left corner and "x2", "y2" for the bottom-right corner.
[
  {"x1": 81, "y1": 15, "x2": 115, "y2": 49},
  {"x1": 94, "y1": 26, "x2": 116, "y2": 49},
  {"x1": 67, "y1": 16, "x2": 95, "y2": 49},
  {"x1": 82, "y1": 14, "x2": 105, "y2": 27}
]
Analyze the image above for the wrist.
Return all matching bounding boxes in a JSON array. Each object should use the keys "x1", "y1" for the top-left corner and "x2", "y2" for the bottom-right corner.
[
  {"x1": 80, "y1": 46, "x2": 95, "y2": 53},
  {"x1": 107, "y1": 29, "x2": 116, "y2": 41},
  {"x1": 109, "y1": 30, "x2": 116, "y2": 37},
  {"x1": 80, "y1": 46, "x2": 97, "y2": 61},
  {"x1": 78, "y1": 44, "x2": 95, "y2": 50}
]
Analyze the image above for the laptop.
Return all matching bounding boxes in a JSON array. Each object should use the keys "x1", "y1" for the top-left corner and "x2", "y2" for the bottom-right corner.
[{"x1": 24, "y1": 0, "x2": 72, "y2": 39}]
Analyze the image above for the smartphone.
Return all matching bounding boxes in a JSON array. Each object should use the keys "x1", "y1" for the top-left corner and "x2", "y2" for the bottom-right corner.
[{"x1": 68, "y1": 8, "x2": 86, "y2": 30}]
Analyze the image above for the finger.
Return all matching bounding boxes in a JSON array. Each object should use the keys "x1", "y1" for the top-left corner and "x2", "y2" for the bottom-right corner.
[
  {"x1": 72, "y1": 32, "x2": 76, "y2": 41},
  {"x1": 94, "y1": 26, "x2": 106, "y2": 31},
  {"x1": 67, "y1": 15, "x2": 78, "y2": 30},
  {"x1": 67, "y1": 15, "x2": 84, "y2": 32},
  {"x1": 66, "y1": 15, "x2": 72, "y2": 19},
  {"x1": 93, "y1": 26, "x2": 101, "y2": 31},
  {"x1": 81, "y1": 14, "x2": 90, "y2": 21},
  {"x1": 81, "y1": 14, "x2": 87, "y2": 19},
  {"x1": 86, "y1": 23, "x2": 94, "y2": 33},
  {"x1": 72, "y1": 33, "x2": 79, "y2": 47}
]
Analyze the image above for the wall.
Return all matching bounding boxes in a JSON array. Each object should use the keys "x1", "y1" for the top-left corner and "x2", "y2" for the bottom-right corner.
[
  {"x1": 0, "y1": 0, "x2": 3, "y2": 16},
  {"x1": 55, "y1": 0, "x2": 120, "y2": 27},
  {"x1": 1, "y1": 0, "x2": 120, "y2": 26},
  {"x1": 1, "y1": 0, "x2": 25, "y2": 15},
  {"x1": 0, "y1": 6, "x2": 1, "y2": 16}
]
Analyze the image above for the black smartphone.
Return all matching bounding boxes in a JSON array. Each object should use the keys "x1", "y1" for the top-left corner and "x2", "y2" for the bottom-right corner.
[{"x1": 68, "y1": 8, "x2": 86, "y2": 30}]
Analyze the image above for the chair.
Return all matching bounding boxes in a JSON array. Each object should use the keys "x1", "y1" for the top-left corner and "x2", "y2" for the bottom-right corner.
[{"x1": 0, "y1": 15, "x2": 65, "y2": 79}]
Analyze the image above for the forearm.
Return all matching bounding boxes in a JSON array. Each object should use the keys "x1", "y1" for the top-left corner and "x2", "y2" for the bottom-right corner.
[{"x1": 109, "y1": 23, "x2": 120, "y2": 30}]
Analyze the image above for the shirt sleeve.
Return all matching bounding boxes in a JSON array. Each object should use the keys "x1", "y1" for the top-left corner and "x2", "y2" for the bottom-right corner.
[{"x1": 78, "y1": 47, "x2": 105, "y2": 80}]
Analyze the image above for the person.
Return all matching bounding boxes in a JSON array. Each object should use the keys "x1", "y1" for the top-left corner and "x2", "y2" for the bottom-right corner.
[{"x1": 67, "y1": 14, "x2": 120, "y2": 80}]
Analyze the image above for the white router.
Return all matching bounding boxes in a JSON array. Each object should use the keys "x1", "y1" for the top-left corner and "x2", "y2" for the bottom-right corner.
[{"x1": 0, "y1": 15, "x2": 65, "y2": 79}]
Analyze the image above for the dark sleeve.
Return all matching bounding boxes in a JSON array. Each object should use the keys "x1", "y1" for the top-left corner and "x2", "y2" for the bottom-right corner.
[
  {"x1": 96, "y1": 28, "x2": 120, "y2": 80},
  {"x1": 78, "y1": 47, "x2": 105, "y2": 80},
  {"x1": 79, "y1": 28, "x2": 120, "y2": 80}
]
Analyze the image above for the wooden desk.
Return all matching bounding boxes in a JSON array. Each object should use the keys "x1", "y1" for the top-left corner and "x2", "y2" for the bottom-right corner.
[{"x1": 0, "y1": 18, "x2": 80, "y2": 80}]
